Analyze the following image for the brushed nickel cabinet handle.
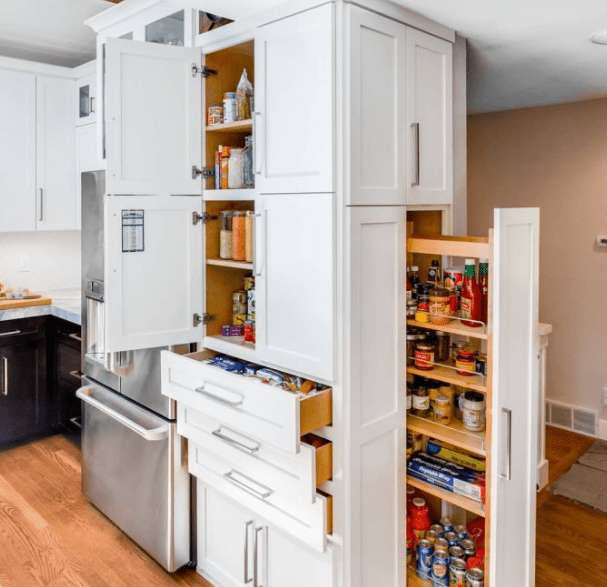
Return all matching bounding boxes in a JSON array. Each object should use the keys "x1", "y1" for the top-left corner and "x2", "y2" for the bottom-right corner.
[
  {"x1": 2, "y1": 357, "x2": 8, "y2": 396},
  {"x1": 0, "y1": 330, "x2": 21, "y2": 337},
  {"x1": 213, "y1": 428, "x2": 259, "y2": 454},
  {"x1": 253, "y1": 526, "x2": 264, "y2": 587},
  {"x1": 90, "y1": 96, "x2": 95, "y2": 114},
  {"x1": 244, "y1": 520, "x2": 253, "y2": 584},
  {"x1": 500, "y1": 407, "x2": 512, "y2": 481},
  {"x1": 411, "y1": 122, "x2": 420, "y2": 187},
  {"x1": 224, "y1": 470, "x2": 272, "y2": 500},
  {"x1": 39, "y1": 188, "x2": 44, "y2": 222},
  {"x1": 69, "y1": 333, "x2": 82, "y2": 342},
  {"x1": 196, "y1": 385, "x2": 243, "y2": 407},
  {"x1": 69, "y1": 370, "x2": 82, "y2": 380}
]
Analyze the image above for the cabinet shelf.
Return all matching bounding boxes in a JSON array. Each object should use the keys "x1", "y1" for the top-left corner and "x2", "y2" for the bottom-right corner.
[
  {"x1": 407, "y1": 475, "x2": 485, "y2": 517},
  {"x1": 406, "y1": 319, "x2": 488, "y2": 340},
  {"x1": 406, "y1": 568, "x2": 432, "y2": 587},
  {"x1": 407, "y1": 364, "x2": 487, "y2": 393},
  {"x1": 406, "y1": 414, "x2": 487, "y2": 456},
  {"x1": 203, "y1": 189, "x2": 256, "y2": 201},
  {"x1": 206, "y1": 258, "x2": 253, "y2": 270},
  {"x1": 204, "y1": 335, "x2": 256, "y2": 362},
  {"x1": 206, "y1": 119, "x2": 253, "y2": 132},
  {"x1": 407, "y1": 235, "x2": 490, "y2": 259}
]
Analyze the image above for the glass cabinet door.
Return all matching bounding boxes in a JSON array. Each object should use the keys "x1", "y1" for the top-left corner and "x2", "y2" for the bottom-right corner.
[{"x1": 145, "y1": 10, "x2": 184, "y2": 45}]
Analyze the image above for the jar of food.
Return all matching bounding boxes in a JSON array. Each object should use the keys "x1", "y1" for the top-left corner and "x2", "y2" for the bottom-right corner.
[
  {"x1": 408, "y1": 430, "x2": 424, "y2": 452},
  {"x1": 433, "y1": 395, "x2": 452, "y2": 425},
  {"x1": 223, "y1": 91, "x2": 237, "y2": 123},
  {"x1": 228, "y1": 148, "x2": 244, "y2": 189},
  {"x1": 245, "y1": 210, "x2": 254, "y2": 262},
  {"x1": 453, "y1": 386, "x2": 465, "y2": 420},
  {"x1": 232, "y1": 211, "x2": 246, "y2": 261},
  {"x1": 415, "y1": 294, "x2": 430, "y2": 323},
  {"x1": 460, "y1": 391, "x2": 486, "y2": 431},
  {"x1": 435, "y1": 331, "x2": 451, "y2": 362},
  {"x1": 475, "y1": 353, "x2": 487, "y2": 376},
  {"x1": 444, "y1": 267, "x2": 464, "y2": 291},
  {"x1": 415, "y1": 342, "x2": 435, "y2": 371},
  {"x1": 429, "y1": 286, "x2": 454, "y2": 326},
  {"x1": 412, "y1": 387, "x2": 431, "y2": 417},
  {"x1": 243, "y1": 135, "x2": 254, "y2": 188},
  {"x1": 406, "y1": 297, "x2": 417, "y2": 319},
  {"x1": 219, "y1": 211, "x2": 233, "y2": 259},
  {"x1": 455, "y1": 348, "x2": 476, "y2": 376},
  {"x1": 407, "y1": 332, "x2": 420, "y2": 366},
  {"x1": 207, "y1": 105, "x2": 223, "y2": 126},
  {"x1": 452, "y1": 340, "x2": 468, "y2": 362}
]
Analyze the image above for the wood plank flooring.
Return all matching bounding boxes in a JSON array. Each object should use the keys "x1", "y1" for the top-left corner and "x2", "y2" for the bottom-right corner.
[{"x1": 0, "y1": 435, "x2": 212, "y2": 587}]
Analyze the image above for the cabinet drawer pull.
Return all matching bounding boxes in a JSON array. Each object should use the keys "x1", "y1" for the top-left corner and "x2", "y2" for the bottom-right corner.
[
  {"x1": 1, "y1": 357, "x2": 7, "y2": 396},
  {"x1": 0, "y1": 330, "x2": 21, "y2": 337},
  {"x1": 90, "y1": 96, "x2": 95, "y2": 114},
  {"x1": 224, "y1": 470, "x2": 272, "y2": 500},
  {"x1": 196, "y1": 385, "x2": 243, "y2": 407},
  {"x1": 244, "y1": 520, "x2": 253, "y2": 584},
  {"x1": 213, "y1": 427, "x2": 260, "y2": 453},
  {"x1": 69, "y1": 333, "x2": 82, "y2": 342},
  {"x1": 253, "y1": 526, "x2": 264, "y2": 587},
  {"x1": 254, "y1": 112, "x2": 262, "y2": 175},
  {"x1": 69, "y1": 370, "x2": 82, "y2": 380},
  {"x1": 69, "y1": 416, "x2": 83, "y2": 430},
  {"x1": 39, "y1": 188, "x2": 44, "y2": 222},
  {"x1": 411, "y1": 122, "x2": 420, "y2": 187}
]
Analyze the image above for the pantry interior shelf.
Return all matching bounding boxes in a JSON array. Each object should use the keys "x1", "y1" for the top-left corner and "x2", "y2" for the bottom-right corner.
[
  {"x1": 407, "y1": 475, "x2": 486, "y2": 517},
  {"x1": 406, "y1": 364, "x2": 487, "y2": 393},
  {"x1": 203, "y1": 188, "x2": 256, "y2": 201},
  {"x1": 406, "y1": 567, "x2": 433, "y2": 587},
  {"x1": 206, "y1": 119, "x2": 253, "y2": 132},
  {"x1": 406, "y1": 415, "x2": 487, "y2": 455},
  {"x1": 406, "y1": 319, "x2": 488, "y2": 340},
  {"x1": 204, "y1": 335, "x2": 256, "y2": 362},
  {"x1": 206, "y1": 258, "x2": 253, "y2": 270},
  {"x1": 407, "y1": 235, "x2": 490, "y2": 259}
]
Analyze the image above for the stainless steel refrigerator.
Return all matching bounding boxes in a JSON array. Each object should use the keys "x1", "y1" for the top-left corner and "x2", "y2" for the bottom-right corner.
[{"x1": 76, "y1": 171, "x2": 191, "y2": 572}]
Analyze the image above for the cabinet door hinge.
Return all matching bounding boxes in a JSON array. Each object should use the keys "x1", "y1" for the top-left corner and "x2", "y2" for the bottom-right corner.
[
  {"x1": 192, "y1": 212, "x2": 218, "y2": 225},
  {"x1": 193, "y1": 313, "x2": 213, "y2": 327},
  {"x1": 192, "y1": 165, "x2": 214, "y2": 180},
  {"x1": 192, "y1": 64, "x2": 218, "y2": 78}
]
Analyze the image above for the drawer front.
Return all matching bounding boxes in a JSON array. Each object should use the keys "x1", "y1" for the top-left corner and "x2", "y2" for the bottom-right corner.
[
  {"x1": 189, "y1": 441, "x2": 330, "y2": 553},
  {"x1": 179, "y1": 404, "x2": 322, "y2": 505},
  {"x1": 162, "y1": 350, "x2": 331, "y2": 454},
  {"x1": 57, "y1": 342, "x2": 81, "y2": 389}
]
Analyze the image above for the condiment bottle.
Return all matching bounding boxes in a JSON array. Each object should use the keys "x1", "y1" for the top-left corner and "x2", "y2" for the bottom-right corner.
[
  {"x1": 410, "y1": 497, "x2": 431, "y2": 543},
  {"x1": 219, "y1": 211, "x2": 233, "y2": 259},
  {"x1": 409, "y1": 266, "x2": 420, "y2": 299},
  {"x1": 460, "y1": 259, "x2": 482, "y2": 327},
  {"x1": 478, "y1": 258, "x2": 489, "y2": 326},
  {"x1": 232, "y1": 211, "x2": 246, "y2": 261},
  {"x1": 427, "y1": 259, "x2": 441, "y2": 286}
]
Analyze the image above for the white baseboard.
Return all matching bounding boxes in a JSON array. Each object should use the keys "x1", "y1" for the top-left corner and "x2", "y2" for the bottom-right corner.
[
  {"x1": 599, "y1": 419, "x2": 607, "y2": 441},
  {"x1": 537, "y1": 459, "x2": 550, "y2": 491}
]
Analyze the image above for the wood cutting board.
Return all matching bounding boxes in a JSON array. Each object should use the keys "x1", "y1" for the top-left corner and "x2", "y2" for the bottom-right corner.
[{"x1": 0, "y1": 295, "x2": 52, "y2": 311}]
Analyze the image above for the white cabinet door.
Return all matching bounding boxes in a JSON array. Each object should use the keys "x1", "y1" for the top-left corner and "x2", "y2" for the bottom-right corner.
[
  {"x1": 266, "y1": 525, "x2": 334, "y2": 587},
  {"x1": 105, "y1": 39, "x2": 202, "y2": 195},
  {"x1": 346, "y1": 206, "x2": 406, "y2": 587},
  {"x1": 76, "y1": 72, "x2": 97, "y2": 126},
  {"x1": 490, "y1": 208, "x2": 539, "y2": 587},
  {"x1": 77, "y1": 124, "x2": 103, "y2": 173},
  {"x1": 347, "y1": 6, "x2": 407, "y2": 206},
  {"x1": 255, "y1": 193, "x2": 334, "y2": 381},
  {"x1": 104, "y1": 195, "x2": 203, "y2": 352},
  {"x1": 198, "y1": 486, "x2": 252, "y2": 587},
  {"x1": 406, "y1": 29, "x2": 453, "y2": 206},
  {"x1": 0, "y1": 69, "x2": 36, "y2": 232},
  {"x1": 255, "y1": 4, "x2": 334, "y2": 194},
  {"x1": 36, "y1": 75, "x2": 78, "y2": 231}
]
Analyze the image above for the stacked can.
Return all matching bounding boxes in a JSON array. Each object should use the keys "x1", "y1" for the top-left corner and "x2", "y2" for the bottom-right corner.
[
  {"x1": 449, "y1": 558, "x2": 467, "y2": 586},
  {"x1": 244, "y1": 277, "x2": 255, "y2": 343},
  {"x1": 416, "y1": 539, "x2": 433, "y2": 579},
  {"x1": 431, "y1": 549, "x2": 449, "y2": 586},
  {"x1": 466, "y1": 568, "x2": 484, "y2": 587}
]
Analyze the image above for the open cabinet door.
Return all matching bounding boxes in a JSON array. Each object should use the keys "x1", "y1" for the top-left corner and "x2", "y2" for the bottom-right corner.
[
  {"x1": 104, "y1": 195, "x2": 203, "y2": 352},
  {"x1": 490, "y1": 208, "x2": 539, "y2": 587},
  {"x1": 105, "y1": 39, "x2": 202, "y2": 195}
]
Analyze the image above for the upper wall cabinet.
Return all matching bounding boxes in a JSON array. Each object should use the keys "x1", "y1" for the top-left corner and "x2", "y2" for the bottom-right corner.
[
  {"x1": 104, "y1": 39, "x2": 202, "y2": 196},
  {"x1": 255, "y1": 4, "x2": 334, "y2": 195},
  {"x1": 0, "y1": 70, "x2": 36, "y2": 232},
  {"x1": 347, "y1": 6, "x2": 407, "y2": 206},
  {"x1": 76, "y1": 72, "x2": 97, "y2": 126},
  {"x1": 406, "y1": 29, "x2": 453, "y2": 206}
]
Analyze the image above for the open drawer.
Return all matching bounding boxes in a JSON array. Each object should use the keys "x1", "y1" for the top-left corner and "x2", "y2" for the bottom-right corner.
[
  {"x1": 178, "y1": 404, "x2": 332, "y2": 505},
  {"x1": 161, "y1": 350, "x2": 332, "y2": 454},
  {"x1": 189, "y1": 440, "x2": 332, "y2": 553}
]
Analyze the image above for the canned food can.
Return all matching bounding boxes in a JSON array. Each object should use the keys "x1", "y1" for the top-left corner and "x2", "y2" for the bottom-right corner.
[
  {"x1": 448, "y1": 546, "x2": 465, "y2": 563},
  {"x1": 247, "y1": 289, "x2": 255, "y2": 317},
  {"x1": 244, "y1": 320, "x2": 255, "y2": 343},
  {"x1": 449, "y1": 558, "x2": 467, "y2": 586},
  {"x1": 434, "y1": 538, "x2": 449, "y2": 553},
  {"x1": 430, "y1": 524, "x2": 445, "y2": 538},
  {"x1": 440, "y1": 517, "x2": 454, "y2": 533},
  {"x1": 444, "y1": 268, "x2": 464, "y2": 290},
  {"x1": 233, "y1": 301, "x2": 247, "y2": 315},
  {"x1": 207, "y1": 106, "x2": 223, "y2": 125},
  {"x1": 244, "y1": 277, "x2": 255, "y2": 291},
  {"x1": 465, "y1": 568, "x2": 484, "y2": 587},
  {"x1": 223, "y1": 92, "x2": 237, "y2": 123},
  {"x1": 475, "y1": 354, "x2": 487, "y2": 376},
  {"x1": 233, "y1": 290, "x2": 247, "y2": 304},
  {"x1": 444, "y1": 532, "x2": 460, "y2": 547},
  {"x1": 454, "y1": 525, "x2": 468, "y2": 541},
  {"x1": 425, "y1": 530, "x2": 439, "y2": 547},
  {"x1": 431, "y1": 550, "x2": 449, "y2": 585},
  {"x1": 416, "y1": 540, "x2": 433, "y2": 579},
  {"x1": 233, "y1": 313, "x2": 247, "y2": 326},
  {"x1": 460, "y1": 539, "x2": 477, "y2": 559}
]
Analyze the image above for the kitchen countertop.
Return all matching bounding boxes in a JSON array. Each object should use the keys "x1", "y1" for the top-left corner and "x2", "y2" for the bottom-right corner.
[{"x1": 0, "y1": 288, "x2": 81, "y2": 325}]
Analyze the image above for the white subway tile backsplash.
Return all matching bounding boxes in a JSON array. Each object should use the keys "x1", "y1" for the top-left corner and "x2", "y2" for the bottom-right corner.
[{"x1": 0, "y1": 231, "x2": 80, "y2": 292}]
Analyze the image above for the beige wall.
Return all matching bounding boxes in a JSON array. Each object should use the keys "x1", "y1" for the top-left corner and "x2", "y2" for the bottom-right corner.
[{"x1": 467, "y1": 98, "x2": 607, "y2": 420}]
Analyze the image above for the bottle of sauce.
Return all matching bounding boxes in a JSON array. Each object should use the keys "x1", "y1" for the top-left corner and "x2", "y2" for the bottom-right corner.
[
  {"x1": 460, "y1": 259, "x2": 482, "y2": 327},
  {"x1": 427, "y1": 259, "x2": 441, "y2": 286},
  {"x1": 478, "y1": 258, "x2": 489, "y2": 326},
  {"x1": 406, "y1": 266, "x2": 412, "y2": 297},
  {"x1": 410, "y1": 497, "x2": 431, "y2": 543},
  {"x1": 409, "y1": 266, "x2": 420, "y2": 298},
  {"x1": 407, "y1": 515, "x2": 415, "y2": 565}
]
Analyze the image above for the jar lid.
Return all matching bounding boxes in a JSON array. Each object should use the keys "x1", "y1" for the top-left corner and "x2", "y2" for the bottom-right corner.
[
  {"x1": 435, "y1": 395, "x2": 450, "y2": 405},
  {"x1": 232, "y1": 210, "x2": 246, "y2": 216},
  {"x1": 476, "y1": 353, "x2": 487, "y2": 361},
  {"x1": 458, "y1": 348, "x2": 476, "y2": 358},
  {"x1": 435, "y1": 331, "x2": 448, "y2": 336},
  {"x1": 461, "y1": 391, "x2": 486, "y2": 409},
  {"x1": 411, "y1": 266, "x2": 419, "y2": 271},
  {"x1": 406, "y1": 298, "x2": 417, "y2": 306},
  {"x1": 412, "y1": 497, "x2": 426, "y2": 508},
  {"x1": 416, "y1": 343, "x2": 434, "y2": 351}
]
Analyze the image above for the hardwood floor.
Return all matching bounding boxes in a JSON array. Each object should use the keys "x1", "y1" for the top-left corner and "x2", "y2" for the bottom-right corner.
[
  {"x1": 0, "y1": 434, "x2": 212, "y2": 587},
  {"x1": 536, "y1": 426, "x2": 607, "y2": 587}
]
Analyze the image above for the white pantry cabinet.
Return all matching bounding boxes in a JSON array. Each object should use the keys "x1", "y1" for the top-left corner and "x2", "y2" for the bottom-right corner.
[
  {"x1": 76, "y1": 71, "x2": 97, "y2": 126},
  {"x1": 77, "y1": 124, "x2": 104, "y2": 173}
]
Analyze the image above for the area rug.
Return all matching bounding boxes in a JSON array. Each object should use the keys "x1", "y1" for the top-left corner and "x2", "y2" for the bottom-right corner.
[{"x1": 549, "y1": 439, "x2": 607, "y2": 513}]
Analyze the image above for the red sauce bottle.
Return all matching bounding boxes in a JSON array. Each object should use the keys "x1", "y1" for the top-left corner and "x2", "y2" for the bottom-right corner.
[
  {"x1": 460, "y1": 259, "x2": 482, "y2": 327},
  {"x1": 478, "y1": 258, "x2": 489, "y2": 326},
  {"x1": 410, "y1": 497, "x2": 431, "y2": 543},
  {"x1": 406, "y1": 514, "x2": 415, "y2": 565}
]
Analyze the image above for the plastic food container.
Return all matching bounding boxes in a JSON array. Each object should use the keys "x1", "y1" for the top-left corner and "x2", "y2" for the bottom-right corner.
[{"x1": 460, "y1": 391, "x2": 486, "y2": 431}]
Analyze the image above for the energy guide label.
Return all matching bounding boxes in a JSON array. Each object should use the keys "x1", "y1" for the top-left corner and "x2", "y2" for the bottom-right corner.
[{"x1": 122, "y1": 210, "x2": 144, "y2": 253}]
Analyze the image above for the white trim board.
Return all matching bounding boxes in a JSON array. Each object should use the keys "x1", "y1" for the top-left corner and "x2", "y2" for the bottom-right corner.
[{"x1": 599, "y1": 419, "x2": 607, "y2": 441}]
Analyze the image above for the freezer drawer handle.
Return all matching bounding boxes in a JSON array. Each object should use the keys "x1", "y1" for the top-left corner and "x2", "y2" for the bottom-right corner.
[
  {"x1": 76, "y1": 387, "x2": 169, "y2": 441},
  {"x1": 196, "y1": 385, "x2": 243, "y2": 407},
  {"x1": 213, "y1": 427, "x2": 260, "y2": 454},
  {"x1": 224, "y1": 470, "x2": 272, "y2": 500}
]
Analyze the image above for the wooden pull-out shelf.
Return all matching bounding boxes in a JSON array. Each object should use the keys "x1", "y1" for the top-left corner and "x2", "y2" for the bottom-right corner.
[
  {"x1": 406, "y1": 319, "x2": 488, "y2": 340},
  {"x1": 407, "y1": 235, "x2": 490, "y2": 258},
  {"x1": 406, "y1": 414, "x2": 486, "y2": 456},
  {"x1": 407, "y1": 364, "x2": 487, "y2": 393},
  {"x1": 407, "y1": 475, "x2": 485, "y2": 517}
]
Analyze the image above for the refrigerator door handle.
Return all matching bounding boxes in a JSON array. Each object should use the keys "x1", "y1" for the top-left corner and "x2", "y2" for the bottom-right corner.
[{"x1": 76, "y1": 386, "x2": 169, "y2": 441}]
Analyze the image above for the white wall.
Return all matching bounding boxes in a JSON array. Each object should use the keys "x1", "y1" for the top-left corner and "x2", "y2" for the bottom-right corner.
[{"x1": 0, "y1": 231, "x2": 80, "y2": 292}]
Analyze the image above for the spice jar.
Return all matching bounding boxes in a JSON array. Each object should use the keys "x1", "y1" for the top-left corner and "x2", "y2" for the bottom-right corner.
[
  {"x1": 414, "y1": 342, "x2": 435, "y2": 371},
  {"x1": 407, "y1": 332, "x2": 419, "y2": 366},
  {"x1": 219, "y1": 211, "x2": 233, "y2": 259},
  {"x1": 228, "y1": 148, "x2": 244, "y2": 189},
  {"x1": 429, "y1": 286, "x2": 454, "y2": 326},
  {"x1": 460, "y1": 391, "x2": 486, "y2": 431},
  {"x1": 415, "y1": 293, "x2": 430, "y2": 323},
  {"x1": 455, "y1": 348, "x2": 476, "y2": 376},
  {"x1": 433, "y1": 395, "x2": 453, "y2": 425},
  {"x1": 452, "y1": 340, "x2": 468, "y2": 362},
  {"x1": 232, "y1": 211, "x2": 246, "y2": 261},
  {"x1": 411, "y1": 387, "x2": 431, "y2": 417},
  {"x1": 245, "y1": 210, "x2": 254, "y2": 263},
  {"x1": 434, "y1": 331, "x2": 451, "y2": 362}
]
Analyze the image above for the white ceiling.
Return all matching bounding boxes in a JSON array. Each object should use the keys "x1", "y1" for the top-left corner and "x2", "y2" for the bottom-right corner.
[{"x1": 2, "y1": 0, "x2": 607, "y2": 112}]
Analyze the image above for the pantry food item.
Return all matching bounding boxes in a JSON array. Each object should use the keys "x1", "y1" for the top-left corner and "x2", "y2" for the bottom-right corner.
[
  {"x1": 431, "y1": 549, "x2": 449, "y2": 585},
  {"x1": 426, "y1": 439, "x2": 486, "y2": 472},
  {"x1": 460, "y1": 259, "x2": 482, "y2": 327},
  {"x1": 425, "y1": 529, "x2": 439, "y2": 546},
  {"x1": 244, "y1": 319, "x2": 256, "y2": 343},
  {"x1": 236, "y1": 69, "x2": 254, "y2": 121},
  {"x1": 445, "y1": 531, "x2": 460, "y2": 547},
  {"x1": 247, "y1": 288, "x2": 255, "y2": 320},
  {"x1": 434, "y1": 538, "x2": 449, "y2": 553},
  {"x1": 430, "y1": 524, "x2": 445, "y2": 538},
  {"x1": 243, "y1": 136, "x2": 254, "y2": 188},
  {"x1": 244, "y1": 277, "x2": 255, "y2": 291},
  {"x1": 221, "y1": 146, "x2": 231, "y2": 189},
  {"x1": 223, "y1": 91, "x2": 237, "y2": 123},
  {"x1": 232, "y1": 211, "x2": 246, "y2": 261},
  {"x1": 228, "y1": 148, "x2": 244, "y2": 189},
  {"x1": 450, "y1": 558, "x2": 468, "y2": 586},
  {"x1": 444, "y1": 267, "x2": 464, "y2": 290},
  {"x1": 416, "y1": 539, "x2": 433, "y2": 578},
  {"x1": 466, "y1": 568, "x2": 484, "y2": 587},
  {"x1": 440, "y1": 517, "x2": 454, "y2": 533},
  {"x1": 207, "y1": 106, "x2": 223, "y2": 125},
  {"x1": 245, "y1": 211, "x2": 254, "y2": 262},
  {"x1": 221, "y1": 325, "x2": 244, "y2": 337},
  {"x1": 415, "y1": 342, "x2": 434, "y2": 371},
  {"x1": 478, "y1": 258, "x2": 489, "y2": 325},
  {"x1": 429, "y1": 286, "x2": 454, "y2": 325},
  {"x1": 411, "y1": 387, "x2": 430, "y2": 417},
  {"x1": 427, "y1": 259, "x2": 442, "y2": 286},
  {"x1": 435, "y1": 330, "x2": 450, "y2": 361},
  {"x1": 408, "y1": 431, "x2": 423, "y2": 452},
  {"x1": 415, "y1": 293, "x2": 430, "y2": 322},
  {"x1": 475, "y1": 353, "x2": 487, "y2": 377},
  {"x1": 460, "y1": 391, "x2": 486, "y2": 432},
  {"x1": 449, "y1": 546, "x2": 465, "y2": 563},
  {"x1": 454, "y1": 525, "x2": 469, "y2": 541},
  {"x1": 410, "y1": 497, "x2": 431, "y2": 542},
  {"x1": 433, "y1": 395, "x2": 452, "y2": 425},
  {"x1": 460, "y1": 539, "x2": 477, "y2": 559},
  {"x1": 455, "y1": 348, "x2": 476, "y2": 376},
  {"x1": 219, "y1": 211, "x2": 233, "y2": 259}
]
